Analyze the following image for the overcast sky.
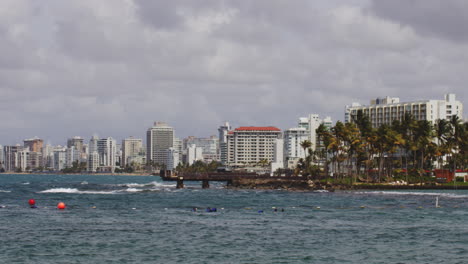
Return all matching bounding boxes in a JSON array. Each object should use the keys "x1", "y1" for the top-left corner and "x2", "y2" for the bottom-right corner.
[{"x1": 0, "y1": 0, "x2": 466, "y2": 145}]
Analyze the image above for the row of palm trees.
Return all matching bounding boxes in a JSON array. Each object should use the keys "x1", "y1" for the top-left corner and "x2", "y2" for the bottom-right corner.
[{"x1": 297, "y1": 112, "x2": 467, "y2": 183}]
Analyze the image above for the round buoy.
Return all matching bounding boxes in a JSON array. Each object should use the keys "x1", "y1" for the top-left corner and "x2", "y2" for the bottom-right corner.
[
  {"x1": 57, "y1": 202, "x2": 66, "y2": 210},
  {"x1": 28, "y1": 199, "x2": 36, "y2": 206}
]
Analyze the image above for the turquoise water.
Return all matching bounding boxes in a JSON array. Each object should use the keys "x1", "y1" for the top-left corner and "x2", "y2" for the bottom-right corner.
[{"x1": 1, "y1": 174, "x2": 468, "y2": 263}]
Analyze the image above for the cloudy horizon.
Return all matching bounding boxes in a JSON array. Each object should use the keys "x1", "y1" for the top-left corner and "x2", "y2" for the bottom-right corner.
[{"x1": 0, "y1": 0, "x2": 466, "y2": 145}]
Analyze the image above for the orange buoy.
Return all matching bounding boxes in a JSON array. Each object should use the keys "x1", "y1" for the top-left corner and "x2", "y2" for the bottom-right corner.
[
  {"x1": 28, "y1": 199, "x2": 36, "y2": 206},
  {"x1": 57, "y1": 202, "x2": 66, "y2": 210}
]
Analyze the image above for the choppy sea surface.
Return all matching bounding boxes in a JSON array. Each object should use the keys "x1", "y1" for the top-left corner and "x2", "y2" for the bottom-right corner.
[{"x1": 1, "y1": 174, "x2": 468, "y2": 264}]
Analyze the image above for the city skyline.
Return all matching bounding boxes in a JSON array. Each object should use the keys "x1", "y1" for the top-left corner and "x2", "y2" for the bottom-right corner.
[
  {"x1": 0, "y1": 93, "x2": 465, "y2": 146},
  {"x1": 1, "y1": 1, "x2": 467, "y2": 144}
]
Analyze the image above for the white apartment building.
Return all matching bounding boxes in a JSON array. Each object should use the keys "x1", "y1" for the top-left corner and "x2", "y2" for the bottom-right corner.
[
  {"x1": 283, "y1": 127, "x2": 309, "y2": 169},
  {"x1": 97, "y1": 137, "x2": 117, "y2": 171},
  {"x1": 226, "y1": 126, "x2": 282, "y2": 167},
  {"x1": 54, "y1": 150, "x2": 66, "y2": 171},
  {"x1": 17, "y1": 149, "x2": 30, "y2": 172},
  {"x1": 65, "y1": 146, "x2": 80, "y2": 168},
  {"x1": 345, "y1": 93, "x2": 463, "y2": 127},
  {"x1": 3, "y1": 145, "x2": 23, "y2": 172},
  {"x1": 186, "y1": 144, "x2": 203, "y2": 165},
  {"x1": 42, "y1": 144, "x2": 54, "y2": 170},
  {"x1": 184, "y1": 136, "x2": 219, "y2": 163},
  {"x1": 173, "y1": 138, "x2": 183, "y2": 158},
  {"x1": 88, "y1": 151, "x2": 99, "y2": 172},
  {"x1": 146, "y1": 122, "x2": 175, "y2": 166},
  {"x1": 298, "y1": 114, "x2": 333, "y2": 151},
  {"x1": 166, "y1": 147, "x2": 179, "y2": 171},
  {"x1": 270, "y1": 138, "x2": 284, "y2": 174},
  {"x1": 89, "y1": 135, "x2": 99, "y2": 154},
  {"x1": 218, "y1": 122, "x2": 231, "y2": 164},
  {"x1": 122, "y1": 137, "x2": 143, "y2": 167}
]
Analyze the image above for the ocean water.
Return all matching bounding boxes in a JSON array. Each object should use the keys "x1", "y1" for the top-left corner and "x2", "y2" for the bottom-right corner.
[{"x1": 1, "y1": 174, "x2": 468, "y2": 264}]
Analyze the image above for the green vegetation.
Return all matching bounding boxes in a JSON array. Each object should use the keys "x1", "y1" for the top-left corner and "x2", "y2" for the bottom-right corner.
[
  {"x1": 114, "y1": 165, "x2": 135, "y2": 173},
  {"x1": 61, "y1": 161, "x2": 87, "y2": 173},
  {"x1": 301, "y1": 113, "x2": 467, "y2": 184},
  {"x1": 176, "y1": 160, "x2": 223, "y2": 173}
]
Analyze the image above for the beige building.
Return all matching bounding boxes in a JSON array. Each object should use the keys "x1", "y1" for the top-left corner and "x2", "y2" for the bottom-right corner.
[
  {"x1": 24, "y1": 138, "x2": 43, "y2": 153},
  {"x1": 226, "y1": 126, "x2": 282, "y2": 167},
  {"x1": 122, "y1": 137, "x2": 143, "y2": 167}
]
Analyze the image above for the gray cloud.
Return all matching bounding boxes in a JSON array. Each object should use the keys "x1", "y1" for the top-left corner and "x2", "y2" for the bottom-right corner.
[
  {"x1": 370, "y1": 0, "x2": 468, "y2": 42},
  {"x1": 0, "y1": 0, "x2": 466, "y2": 145}
]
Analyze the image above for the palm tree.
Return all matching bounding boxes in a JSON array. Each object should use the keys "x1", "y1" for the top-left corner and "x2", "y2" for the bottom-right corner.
[
  {"x1": 316, "y1": 124, "x2": 330, "y2": 177},
  {"x1": 448, "y1": 115, "x2": 464, "y2": 172},
  {"x1": 434, "y1": 119, "x2": 451, "y2": 169},
  {"x1": 300, "y1": 140, "x2": 312, "y2": 156}
]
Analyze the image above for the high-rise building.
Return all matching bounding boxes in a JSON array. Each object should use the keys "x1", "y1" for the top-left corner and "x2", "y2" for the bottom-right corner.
[
  {"x1": 122, "y1": 137, "x2": 143, "y2": 167},
  {"x1": 183, "y1": 136, "x2": 219, "y2": 163},
  {"x1": 226, "y1": 126, "x2": 282, "y2": 167},
  {"x1": 17, "y1": 149, "x2": 30, "y2": 172},
  {"x1": 3, "y1": 145, "x2": 23, "y2": 172},
  {"x1": 186, "y1": 144, "x2": 203, "y2": 165},
  {"x1": 89, "y1": 135, "x2": 99, "y2": 154},
  {"x1": 345, "y1": 93, "x2": 463, "y2": 127},
  {"x1": 270, "y1": 138, "x2": 284, "y2": 174},
  {"x1": 54, "y1": 149, "x2": 67, "y2": 171},
  {"x1": 173, "y1": 137, "x2": 183, "y2": 159},
  {"x1": 298, "y1": 114, "x2": 332, "y2": 151},
  {"x1": 166, "y1": 147, "x2": 179, "y2": 171},
  {"x1": 146, "y1": 122, "x2": 175, "y2": 166},
  {"x1": 42, "y1": 144, "x2": 54, "y2": 170},
  {"x1": 22, "y1": 138, "x2": 44, "y2": 170},
  {"x1": 87, "y1": 152, "x2": 99, "y2": 172},
  {"x1": 97, "y1": 137, "x2": 117, "y2": 171},
  {"x1": 24, "y1": 138, "x2": 43, "y2": 152},
  {"x1": 67, "y1": 137, "x2": 84, "y2": 152},
  {"x1": 283, "y1": 127, "x2": 308, "y2": 169},
  {"x1": 218, "y1": 122, "x2": 231, "y2": 164},
  {"x1": 27, "y1": 151, "x2": 42, "y2": 170},
  {"x1": 65, "y1": 146, "x2": 80, "y2": 168}
]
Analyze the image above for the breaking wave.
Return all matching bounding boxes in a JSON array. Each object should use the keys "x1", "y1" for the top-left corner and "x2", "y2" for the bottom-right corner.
[
  {"x1": 39, "y1": 188, "x2": 118, "y2": 194},
  {"x1": 119, "y1": 181, "x2": 175, "y2": 188}
]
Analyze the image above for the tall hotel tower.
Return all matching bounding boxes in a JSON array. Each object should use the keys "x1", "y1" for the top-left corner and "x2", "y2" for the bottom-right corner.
[{"x1": 146, "y1": 122, "x2": 174, "y2": 166}]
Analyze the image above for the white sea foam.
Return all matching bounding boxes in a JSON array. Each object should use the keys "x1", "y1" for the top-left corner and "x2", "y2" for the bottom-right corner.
[
  {"x1": 39, "y1": 188, "x2": 117, "y2": 194},
  {"x1": 125, "y1": 188, "x2": 142, "y2": 193},
  {"x1": 121, "y1": 181, "x2": 175, "y2": 188},
  {"x1": 0, "y1": 190, "x2": 11, "y2": 193},
  {"x1": 357, "y1": 191, "x2": 468, "y2": 199},
  {"x1": 314, "y1": 190, "x2": 329, "y2": 193}
]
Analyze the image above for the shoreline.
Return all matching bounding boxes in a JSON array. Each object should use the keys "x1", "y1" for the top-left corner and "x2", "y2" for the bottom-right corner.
[
  {"x1": 2, "y1": 173, "x2": 467, "y2": 190},
  {"x1": 226, "y1": 178, "x2": 468, "y2": 191}
]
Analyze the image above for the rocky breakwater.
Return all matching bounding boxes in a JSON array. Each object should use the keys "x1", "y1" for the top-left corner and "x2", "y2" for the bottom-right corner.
[{"x1": 228, "y1": 177, "x2": 340, "y2": 191}]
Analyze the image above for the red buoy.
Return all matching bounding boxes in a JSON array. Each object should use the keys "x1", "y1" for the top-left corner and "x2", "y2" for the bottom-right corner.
[
  {"x1": 57, "y1": 202, "x2": 66, "y2": 210},
  {"x1": 28, "y1": 199, "x2": 36, "y2": 206}
]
